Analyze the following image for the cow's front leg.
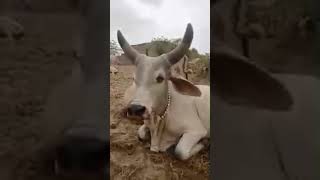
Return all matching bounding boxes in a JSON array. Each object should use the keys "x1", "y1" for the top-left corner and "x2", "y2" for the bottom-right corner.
[
  {"x1": 174, "y1": 132, "x2": 206, "y2": 160},
  {"x1": 137, "y1": 124, "x2": 150, "y2": 142}
]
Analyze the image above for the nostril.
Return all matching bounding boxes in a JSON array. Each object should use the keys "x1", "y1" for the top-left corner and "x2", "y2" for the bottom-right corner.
[
  {"x1": 127, "y1": 106, "x2": 133, "y2": 116},
  {"x1": 128, "y1": 104, "x2": 146, "y2": 116},
  {"x1": 136, "y1": 106, "x2": 146, "y2": 116}
]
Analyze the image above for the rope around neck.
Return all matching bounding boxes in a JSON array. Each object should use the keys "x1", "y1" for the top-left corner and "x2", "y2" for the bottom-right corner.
[{"x1": 159, "y1": 86, "x2": 171, "y2": 119}]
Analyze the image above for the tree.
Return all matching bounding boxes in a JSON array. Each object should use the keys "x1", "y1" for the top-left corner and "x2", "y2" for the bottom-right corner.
[{"x1": 148, "y1": 36, "x2": 177, "y2": 56}]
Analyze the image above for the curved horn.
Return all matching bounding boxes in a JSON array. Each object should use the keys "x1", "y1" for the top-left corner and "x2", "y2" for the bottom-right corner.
[
  {"x1": 117, "y1": 30, "x2": 140, "y2": 63},
  {"x1": 166, "y1": 23, "x2": 193, "y2": 65}
]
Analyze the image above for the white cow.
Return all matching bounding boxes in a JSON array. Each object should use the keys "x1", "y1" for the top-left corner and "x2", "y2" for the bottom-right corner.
[{"x1": 118, "y1": 24, "x2": 210, "y2": 160}]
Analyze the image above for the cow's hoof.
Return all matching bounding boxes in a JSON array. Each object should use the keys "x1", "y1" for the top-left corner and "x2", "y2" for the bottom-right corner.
[{"x1": 150, "y1": 145, "x2": 160, "y2": 152}]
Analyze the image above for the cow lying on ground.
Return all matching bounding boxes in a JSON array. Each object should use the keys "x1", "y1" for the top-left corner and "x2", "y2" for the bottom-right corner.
[{"x1": 117, "y1": 24, "x2": 210, "y2": 160}]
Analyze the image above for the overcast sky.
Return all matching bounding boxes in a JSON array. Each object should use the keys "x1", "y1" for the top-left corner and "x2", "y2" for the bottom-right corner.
[{"x1": 110, "y1": 0, "x2": 210, "y2": 54}]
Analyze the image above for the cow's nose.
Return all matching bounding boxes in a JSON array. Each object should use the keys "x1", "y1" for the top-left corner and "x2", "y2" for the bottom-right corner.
[
  {"x1": 127, "y1": 104, "x2": 146, "y2": 116},
  {"x1": 55, "y1": 135, "x2": 108, "y2": 173}
]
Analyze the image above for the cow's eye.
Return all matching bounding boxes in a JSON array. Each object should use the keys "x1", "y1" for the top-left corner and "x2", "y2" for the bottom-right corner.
[{"x1": 156, "y1": 76, "x2": 164, "y2": 83}]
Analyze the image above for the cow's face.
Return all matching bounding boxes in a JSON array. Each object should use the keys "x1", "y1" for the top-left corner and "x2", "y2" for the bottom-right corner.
[
  {"x1": 118, "y1": 24, "x2": 201, "y2": 119},
  {"x1": 129, "y1": 55, "x2": 170, "y2": 119}
]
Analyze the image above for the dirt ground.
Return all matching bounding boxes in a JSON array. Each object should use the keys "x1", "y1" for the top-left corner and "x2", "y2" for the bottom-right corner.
[{"x1": 109, "y1": 66, "x2": 209, "y2": 180}]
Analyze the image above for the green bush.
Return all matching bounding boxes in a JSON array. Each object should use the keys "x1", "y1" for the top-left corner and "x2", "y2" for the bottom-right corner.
[{"x1": 147, "y1": 37, "x2": 177, "y2": 56}]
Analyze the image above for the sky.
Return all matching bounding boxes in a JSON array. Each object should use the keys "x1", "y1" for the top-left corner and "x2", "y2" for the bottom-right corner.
[{"x1": 110, "y1": 0, "x2": 210, "y2": 54}]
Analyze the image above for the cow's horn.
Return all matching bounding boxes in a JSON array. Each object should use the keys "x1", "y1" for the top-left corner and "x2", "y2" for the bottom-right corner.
[
  {"x1": 117, "y1": 30, "x2": 140, "y2": 63},
  {"x1": 166, "y1": 23, "x2": 193, "y2": 65}
]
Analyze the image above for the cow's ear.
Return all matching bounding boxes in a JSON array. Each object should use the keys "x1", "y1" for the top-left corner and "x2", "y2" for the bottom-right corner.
[
  {"x1": 169, "y1": 77, "x2": 202, "y2": 97},
  {"x1": 213, "y1": 43, "x2": 293, "y2": 110}
]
